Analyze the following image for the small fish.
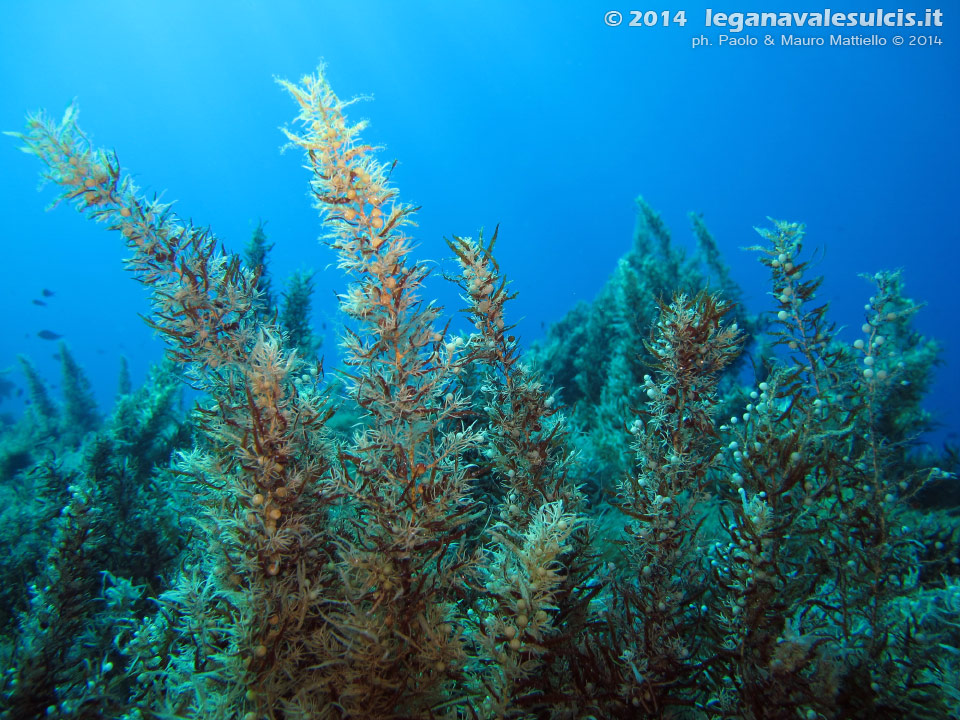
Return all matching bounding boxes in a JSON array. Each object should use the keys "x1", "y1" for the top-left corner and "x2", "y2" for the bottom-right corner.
[
  {"x1": 41, "y1": 288, "x2": 55, "y2": 297},
  {"x1": 37, "y1": 330, "x2": 63, "y2": 340},
  {"x1": 32, "y1": 299, "x2": 47, "y2": 306}
]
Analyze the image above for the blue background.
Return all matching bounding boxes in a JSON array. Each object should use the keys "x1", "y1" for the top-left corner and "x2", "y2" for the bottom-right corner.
[{"x1": 1, "y1": 1, "x2": 957, "y2": 447}]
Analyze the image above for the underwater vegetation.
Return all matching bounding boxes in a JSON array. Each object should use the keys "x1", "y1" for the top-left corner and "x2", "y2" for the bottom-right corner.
[{"x1": 1, "y1": 65, "x2": 959, "y2": 720}]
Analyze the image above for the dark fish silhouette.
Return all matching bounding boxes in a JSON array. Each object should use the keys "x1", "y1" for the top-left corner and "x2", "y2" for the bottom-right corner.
[
  {"x1": 37, "y1": 330, "x2": 63, "y2": 340},
  {"x1": 32, "y1": 299, "x2": 47, "y2": 306},
  {"x1": 41, "y1": 288, "x2": 55, "y2": 297}
]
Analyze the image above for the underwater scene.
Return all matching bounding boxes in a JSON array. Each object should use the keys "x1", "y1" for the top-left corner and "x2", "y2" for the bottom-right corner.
[{"x1": 1, "y1": 2, "x2": 959, "y2": 718}]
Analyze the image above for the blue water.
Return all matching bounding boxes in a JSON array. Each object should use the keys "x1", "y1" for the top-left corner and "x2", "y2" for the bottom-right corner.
[{"x1": 1, "y1": 1, "x2": 957, "y2": 446}]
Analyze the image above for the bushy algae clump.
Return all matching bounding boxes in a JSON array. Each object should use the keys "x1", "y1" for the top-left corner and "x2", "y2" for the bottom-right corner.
[{"x1": 1, "y1": 66, "x2": 957, "y2": 720}]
